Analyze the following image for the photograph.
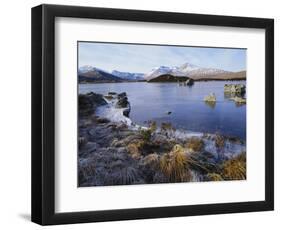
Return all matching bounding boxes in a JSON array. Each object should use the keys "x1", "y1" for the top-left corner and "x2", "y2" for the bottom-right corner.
[{"x1": 78, "y1": 42, "x2": 247, "y2": 187}]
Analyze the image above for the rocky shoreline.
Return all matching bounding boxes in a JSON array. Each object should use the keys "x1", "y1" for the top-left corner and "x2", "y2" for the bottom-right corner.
[{"x1": 78, "y1": 92, "x2": 246, "y2": 187}]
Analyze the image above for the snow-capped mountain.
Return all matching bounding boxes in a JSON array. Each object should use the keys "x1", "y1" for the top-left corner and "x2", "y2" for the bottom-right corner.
[
  {"x1": 144, "y1": 62, "x2": 231, "y2": 80},
  {"x1": 112, "y1": 70, "x2": 144, "y2": 80},
  {"x1": 79, "y1": 66, "x2": 145, "y2": 81},
  {"x1": 78, "y1": 63, "x2": 240, "y2": 83},
  {"x1": 78, "y1": 65, "x2": 95, "y2": 74},
  {"x1": 177, "y1": 62, "x2": 200, "y2": 73},
  {"x1": 144, "y1": 66, "x2": 179, "y2": 80},
  {"x1": 78, "y1": 66, "x2": 123, "y2": 83}
]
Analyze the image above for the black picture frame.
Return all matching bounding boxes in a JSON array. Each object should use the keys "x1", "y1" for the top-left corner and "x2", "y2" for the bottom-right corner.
[{"x1": 31, "y1": 4, "x2": 274, "y2": 225}]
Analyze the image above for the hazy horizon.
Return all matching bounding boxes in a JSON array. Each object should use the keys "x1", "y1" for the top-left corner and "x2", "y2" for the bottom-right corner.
[{"x1": 78, "y1": 42, "x2": 246, "y2": 73}]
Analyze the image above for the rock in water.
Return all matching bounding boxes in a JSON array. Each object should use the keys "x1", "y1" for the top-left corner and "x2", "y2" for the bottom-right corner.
[
  {"x1": 204, "y1": 93, "x2": 216, "y2": 102},
  {"x1": 185, "y1": 78, "x2": 194, "y2": 86},
  {"x1": 224, "y1": 84, "x2": 246, "y2": 94},
  {"x1": 230, "y1": 96, "x2": 246, "y2": 104},
  {"x1": 116, "y1": 92, "x2": 131, "y2": 117},
  {"x1": 123, "y1": 108, "x2": 130, "y2": 117},
  {"x1": 79, "y1": 92, "x2": 107, "y2": 116},
  {"x1": 117, "y1": 92, "x2": 127, "y2": 99},
  {"x1": 116, "y1": 96, "x2": 130, "y2": 108}
]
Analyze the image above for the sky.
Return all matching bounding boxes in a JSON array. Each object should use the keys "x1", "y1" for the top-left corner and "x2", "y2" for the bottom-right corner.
[{"x1": 78, "y1": 42, "x2": 246, "y2": 73}]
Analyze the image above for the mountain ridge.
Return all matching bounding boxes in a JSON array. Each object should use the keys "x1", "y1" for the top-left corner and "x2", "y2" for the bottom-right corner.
[{"x1": 78, "y1": 63, "x2": 246, "y2": 83}]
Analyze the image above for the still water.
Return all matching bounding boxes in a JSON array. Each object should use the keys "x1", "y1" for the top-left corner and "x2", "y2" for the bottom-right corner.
[{"x1": 79, "y1": 81, "x2": 246, "y2": 140}]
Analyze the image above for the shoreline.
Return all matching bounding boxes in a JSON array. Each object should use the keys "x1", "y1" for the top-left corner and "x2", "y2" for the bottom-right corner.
[
  {"x1": 79, "y1": 78, "x2": 246, "y2": 84},
  {"x1": 78, "y1": 91, "x2": 246, "y2": 187},
  {"x1": 101, "y1": 94, "x2": 245, "y2": 151}
]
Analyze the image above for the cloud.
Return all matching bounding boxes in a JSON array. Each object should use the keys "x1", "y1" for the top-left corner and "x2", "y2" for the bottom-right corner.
[{"x1": 78, "y1": 42, "x2": 246, "y2": 73}]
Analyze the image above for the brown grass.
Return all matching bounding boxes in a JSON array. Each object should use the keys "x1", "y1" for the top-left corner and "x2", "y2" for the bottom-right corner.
[
  {"x1": 142, "y1": 153, "x2": 160, "y2": 169},
  {"x1": 186, "y1": 137, "x2": 205, "y2": 152},
  {"x1": 215, "y1": 134, "x2": 225, "y2": 149},
  {"x1": 222, "y1": 152, "x2": 246, "y2": 180},
  {"x1": 159, "y1": 145, "x2": 191, "y2": 182},
  {"x1": 207, "y1": 173, "x2": 223, "y2": 181},
  {"x1": 127, "y1": 140, "x2": 145, "y2": 159}
]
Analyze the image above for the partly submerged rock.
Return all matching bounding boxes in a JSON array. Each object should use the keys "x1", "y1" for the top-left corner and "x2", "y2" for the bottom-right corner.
[
  {"x1": 230, "y1": 96, "x2": 246, "y2": 104},
  {"x1": 79, "y1": 92, "x2": 107, "y2": 116},
  {"x1": 123, "y1": 107, "x2": 131, "y2": 117},
  {"x1": 185, "y1": 78, "x2": 194, "y2": 86},
  {"x1": 116, "y1": 96, "x2": 129, "y2": 108},
  {"x1": 224, "y1": 84, "x2": 246, "y2": 94},
  {"x1": 117, "y1": 92, "x2": 127, "y2": 99},
  {"x1": 204, "y1": 93, "x2": 216, "y2": 102},
  {"x1": 115, "y1": 92, "x2": 131, "y2": 117}
]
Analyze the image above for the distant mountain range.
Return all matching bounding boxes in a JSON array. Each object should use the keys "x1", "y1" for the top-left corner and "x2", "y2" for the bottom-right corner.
[
  {"x1": 144, "y1": 63, "x2": 237, "y2": 80},
  {"x1": 78, "y1": 63, "x2": 246, "y2": 83},
  {"x1": 78, "y1": 66, "x2": 123, "y2": 83},
  {"x1": 112, "y1": 70, "x2": 144, "y2": 80}
]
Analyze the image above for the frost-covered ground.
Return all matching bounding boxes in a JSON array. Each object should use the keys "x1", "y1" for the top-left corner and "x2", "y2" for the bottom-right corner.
[{"x1": 78, "y1": 92, "x2": 246, "y2": 187}]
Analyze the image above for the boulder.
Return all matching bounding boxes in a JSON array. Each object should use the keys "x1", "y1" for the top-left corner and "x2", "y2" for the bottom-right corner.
[
  {"x1": 123, "y1": 107, "x2": 131, "y2": 117},
  {"x1": 230, "y1": 96, "x2": 246, "y2": 104},
  {"x1": 116, "y1": 96, "x2": 129, "y2": 108},
  {"x1": 79, "y1": 92, "x2": 107, "y2": 116},
  {"x1": 117, "y1": 92, "x2": 127, "y2": 99},
  {"x1": 115, "y1": 92, "x2": 131, "y2": 117},
  {"x1": 185, "y1": 78, "x2": 194, "y2": 86},
  {"x1": 204, "y1": 93, "x2": 216, "y2": 102},
  {"x1": 224, "y1": 84, "x2": 246, "y2": 94}
]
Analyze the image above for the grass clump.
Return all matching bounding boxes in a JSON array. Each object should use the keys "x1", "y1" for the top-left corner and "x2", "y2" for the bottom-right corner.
[
  {"x1": 127, "y1": 140, "x2": 145, "y2": 159},
  {"x1": 78, "y1": 160, "x2": 96, "y2": 184},
  {"x1": 161, "y1": 122, "x2": 173, "y2": 132},
  {"x1": 206, "y1": 173, "x2": 223, "y2": 181},
  {"x1": 215, "y1": 134, "x2": 225, "y2": 149},
  {"x1": 140, "y1": 129, "x2": 152, "y2": 142},
  {"x1": 160, "y1": 144, "x2": 191, "y2": 182},
  {"x1": 140, "y1": 121, "x2": 157, "y2": 142},
  {"x1": 142, "y1": 153, "x2": 159, "y2": 169},
  {"x1": 186, "y1": 137, "x2": 205, "y2": 152},
  {"x1": 222, "y1": 152, "x2": 246, "y2": 180},
  {"x1": 105, "y1": 166, "x2": 143, "y2": 185}
]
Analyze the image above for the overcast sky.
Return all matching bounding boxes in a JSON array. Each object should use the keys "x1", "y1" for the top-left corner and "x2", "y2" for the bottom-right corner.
[{"x1": 78, "y1": 42, "x2": 246, "y2": 73}]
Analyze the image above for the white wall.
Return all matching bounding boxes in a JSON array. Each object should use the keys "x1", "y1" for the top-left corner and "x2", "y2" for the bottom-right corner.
[{"x1": 0, "y1": 0, "x2": 279, "y2": 229}]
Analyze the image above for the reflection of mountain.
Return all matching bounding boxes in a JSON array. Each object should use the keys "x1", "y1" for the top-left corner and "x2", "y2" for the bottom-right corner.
[{"x1": 144, "y1": 62, "x2": 246, "y2": 81}]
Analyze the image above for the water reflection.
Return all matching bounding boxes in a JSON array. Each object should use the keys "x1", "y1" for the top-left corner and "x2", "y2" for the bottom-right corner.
[{"x1": 204, "y1": 101, "x2": 216, "y2": 109}]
